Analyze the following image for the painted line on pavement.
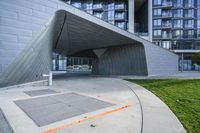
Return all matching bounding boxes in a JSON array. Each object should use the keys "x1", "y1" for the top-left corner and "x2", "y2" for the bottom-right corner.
[{"x1": 42, "y1": 105, "x2": 130, "y2": 133}]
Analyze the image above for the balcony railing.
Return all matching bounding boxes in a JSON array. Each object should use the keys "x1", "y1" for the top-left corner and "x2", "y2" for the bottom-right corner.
[
  {"x1": 172, "y1": 45, "x2": 193, "y2": 50},
  {"x1": 174, "y1": 3, "x2": 183, "y2": 8},
  {"x1": 162, "y1": 23, "x2": 172, "y2": 28},
  {"x1": 115, "y1": 14, "x2": 126, "y2": 20},
  {"x1": 135, "y1": 32, "x2": 149, "y2": 36},
  {"x1": 115, "y1": 4, "x2": 125, "y2": 10},
  {"x1": 174, "y1": 25, "x2": 183, "y2": 28},
  {"x1": 184, "y1": 3, "x2": 195, "y2": 8},
  {"x1": 184, "y1": 14, "x2": 194, "y2": 18},
  {"x1": 174, "y1": 14, "x2": 183, "y2": 18},
  {"x1": 71, "y1": 3, "x2": 82, "y2": 9},
  {"x1": 162, "y1": 34, "x2": 172, "y2": 39},
  {"x1": 162, "y1": 12, "x2": 172, "y2": 18},
  {"x1": 185, "y1": 25, "x2": 194, "y2": 28},
  {"x1": 115, "y1": 23, "x2": 126, "y2": 29},
  {"x1": 93, "y1": 13, "x2": 103, "y2": 19},
  {"x1": 93, "y1": 4, "x2": 103, "y2": 10},
  {"x1": 162, "y1": 1, "x2": 173, "y2": 8}
]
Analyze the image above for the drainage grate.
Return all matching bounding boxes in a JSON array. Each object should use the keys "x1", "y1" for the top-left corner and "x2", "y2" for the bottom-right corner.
[
  {"x1": 0, "y1": 108, "x2": 13, "y2": 133},
  {"x1": 24, "y1": 89, "x2": 58, "y2": 96},
  {"x1": 15, "y1": 93, "x2": 114, "y2": 126}
]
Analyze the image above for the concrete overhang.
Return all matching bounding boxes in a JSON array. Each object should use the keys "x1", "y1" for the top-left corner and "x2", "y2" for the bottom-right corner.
[{"x1": 53, "y1": 9, "x2": 144, "y2": 56}]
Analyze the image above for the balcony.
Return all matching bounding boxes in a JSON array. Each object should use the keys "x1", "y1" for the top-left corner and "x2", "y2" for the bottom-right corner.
[
  {"x1": 173, "y1": 14, "x2": 183, "y2": 18},
  {"x1": 172, "y1": 36, "x2": 184, "y2": 40},
  {"x1": 162, "y1": 23, "x2": 172, "y2": 29},
  {"x1": 115, "y1": 23, "x2": 126, "y2": 30},
  {"x1": 93, "y1": 4, "x2": 103, "y2": 11},
  {"x1": 184, "y1": 25, "x2": 194, "y2": 29},
  {"x1": 162, "y1": 12, "x2": 172, "y2": 18},
  {"x1": 71, "y1": 3, "x2": 82, "y2": 9},
  {"x1": 174, "y1": 3, "x2": 183, "y2": 8},
  {"x1": 184, "y1": 14, "x2": 194, "y2": 18},
  {"x1": 161, "y1": 1, "x2": 173, "y2": 8},
  {"x1": 162, "y1": 34, "x2": 172, "y2": 39},
  {"x1": 93, "y1": 13, "x2": 103, "y2": 19},
  {"x1": 115, "y1": 14, "x2": 126, "y2": 21},
  {"x1": 173, "y1": 25, "x2": 183, "y2": 29},
  {"x1": 115, "y1": 4, "x2": 126, "y2": 11},
  {"x1": 184, "y1": 3, "x2": 195, "y2": 8}
]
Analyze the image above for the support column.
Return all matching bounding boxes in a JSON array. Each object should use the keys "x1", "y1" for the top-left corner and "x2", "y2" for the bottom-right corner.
[
  {"x1": 148, "y1": 0, "x2": 153, "y2": 42},
  {"x1": 181, "y1": 53, "x2": 184, "y2": 72},
  {"x1": 128, "y1": 0, "x2": 134, "y2": 33}
]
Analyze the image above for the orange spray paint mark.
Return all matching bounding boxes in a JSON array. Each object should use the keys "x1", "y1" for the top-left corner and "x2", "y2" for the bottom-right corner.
[{"x1": 42, "y1": 105, "x2": 130, "y2": 133}]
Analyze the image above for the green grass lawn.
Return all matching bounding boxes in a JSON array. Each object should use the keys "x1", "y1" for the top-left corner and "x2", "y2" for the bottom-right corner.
[{"x1": 126, "y1": 79, "x2": 200, "y2": 133}]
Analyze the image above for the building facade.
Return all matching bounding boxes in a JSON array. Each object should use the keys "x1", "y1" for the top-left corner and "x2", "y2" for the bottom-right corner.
[
  {"x1": 60, "y1": 0, "x2": 200, "y2": 71},
  {"x1": 63, "y1": 0, "x2": 129, "y2": 30},
  {"x1": 0, "y1": 0, "x2": 198, "y2": 73},
  {"x1": 152, "y1": 0, "x2": 200, "y2": 71},
  {"x1": 0, "y1": 0, "x2": 178, "y2": 87}
]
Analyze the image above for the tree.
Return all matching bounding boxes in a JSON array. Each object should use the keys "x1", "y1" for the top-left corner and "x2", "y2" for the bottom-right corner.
[{"x1": 194, "y1": 52, "x2": 200, "y2": 71}]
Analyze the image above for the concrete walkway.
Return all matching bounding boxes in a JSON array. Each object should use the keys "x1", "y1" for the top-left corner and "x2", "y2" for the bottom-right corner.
[{"x1": 0, "y1": 76, "x2": 186, "y2": 133}]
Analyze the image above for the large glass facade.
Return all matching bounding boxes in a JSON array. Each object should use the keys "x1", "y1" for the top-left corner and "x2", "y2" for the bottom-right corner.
[
  {"x1": 153, "y1": 0, "x2": 199, "y2": 50},
  {"x1": 52, "y1": 53, "x2": 92, "y2": 71},
  {"x1": 153, "y1": 0, "x2": 200, "y2": 71}
]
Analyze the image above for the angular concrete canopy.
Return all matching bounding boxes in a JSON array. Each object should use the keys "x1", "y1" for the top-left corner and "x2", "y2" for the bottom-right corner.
[{"x1": 0, "y1": 4, "x2": 178, "y2": 88}]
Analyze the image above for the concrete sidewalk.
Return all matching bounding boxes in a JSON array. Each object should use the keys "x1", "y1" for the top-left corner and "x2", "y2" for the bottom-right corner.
[{"x1": 0, "y1": 77, "x2": 186, "y2": 133}]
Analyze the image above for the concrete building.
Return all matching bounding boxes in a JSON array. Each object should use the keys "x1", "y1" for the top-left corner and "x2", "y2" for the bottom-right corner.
[
  {"x1": 62, "y1": 0, "x2": 200, "y2": 71},
  {"x1": 0, "y1": 0, "x2": 178, "y2": 87},
  {"x1": 152, "y1": 0, "x2": 200, "y2": 71}
]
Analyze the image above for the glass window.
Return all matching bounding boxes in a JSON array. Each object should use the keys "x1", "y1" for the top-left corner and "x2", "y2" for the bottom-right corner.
[
  {"x1": 198, "y1": 20, "x2": 200, "y2": 28},
  {"x1": 93, "y1": 12, "x2": 103, "y2": 19},
  {"x1": 153, "y1": 0, "x2": 162, "y2": 6},
  {"x1": 197, "y1": 30, "x2": 200, "y2": 39},
  {"x1": 185, "y1": 0, "x2": 194, "y2": 8},
  {"x1": 153, "y1": 30, "x2": 162, "y2": 38},
  {"x1": 153, "y1": 9, "x2": 162, "y2": 17},
  {"x1": 108, "y1": 2, "x2": 114, "y2": 10},
  {"x1": 162, "y1": 30, "x2": 171, "y2": 38},
  {"x1": 173, "y1": 9, "x2": 183, "y2": 18},
  {"x1": 153, "y1": 19, "x2": 162, "y2": 27},
  {"x1": 174, "y1": 0, "x2": 183, "y2": 7},
  {"x1": 173, "y1": 30, "x2": 183, "y2": 39},
  {"x1": 83, "y1": 0, "x2": 93, "y2": 10},
  {"x1": 184, "y1": 30, "x2": 194, "y2": 38},
  {"x1": 184, "y1": 20, "x2": 194, "y2": 28},
  {"x1": 197, "y1": 9, "x2": 200, "y2": 18},
  {"x1": 115, "y1": 2, "x2": 125, "y2": 9},
  {"x1": 173, "y1": 19, "x2": 183, "y2": 28},
  {"x1": 162, "y1": 41, "x2": 171, "y2": 49},
  {"x1": 108, "y1": 10, "x2": 114, "y2": 20},
  {"x1": 115, "y1": 22, "x2": 126, "y2": 29},
  {"x1": 71, "y1": 0, "x2": 82, "y2": 9},
  {"x1": 162, "y1": 10, "x2": 172, "y2": 17},
  {"x1": 184, "y1": 9, "x2": 194, "y2": 18},
  {"x1": 115, "y1": 12, "x2": 125, "y2": 19}
]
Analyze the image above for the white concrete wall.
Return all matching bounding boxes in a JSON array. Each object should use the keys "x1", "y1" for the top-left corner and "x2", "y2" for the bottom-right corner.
[{"x1": 0, "y1": 0, "x2": 70, "y2": 75}]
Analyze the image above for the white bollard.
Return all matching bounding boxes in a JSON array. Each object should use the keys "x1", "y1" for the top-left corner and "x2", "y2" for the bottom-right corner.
[
  {"x1": 48, "y1": 71, "x2": 52, "y2": 86},
  {"x1": 42, "y1": 71, "x2": 52, "y2": 86}
]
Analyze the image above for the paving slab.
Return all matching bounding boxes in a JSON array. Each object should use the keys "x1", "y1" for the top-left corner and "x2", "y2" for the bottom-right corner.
[
  {"x1": 0, "y1": 108, "x2": 13, "y2": 133},
  {"x1": 14, "y1": 93, "x2": 114, "y2": 127},
  {"x1": 24, "y1": 89, "x2": 58, "y2": 96}
]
